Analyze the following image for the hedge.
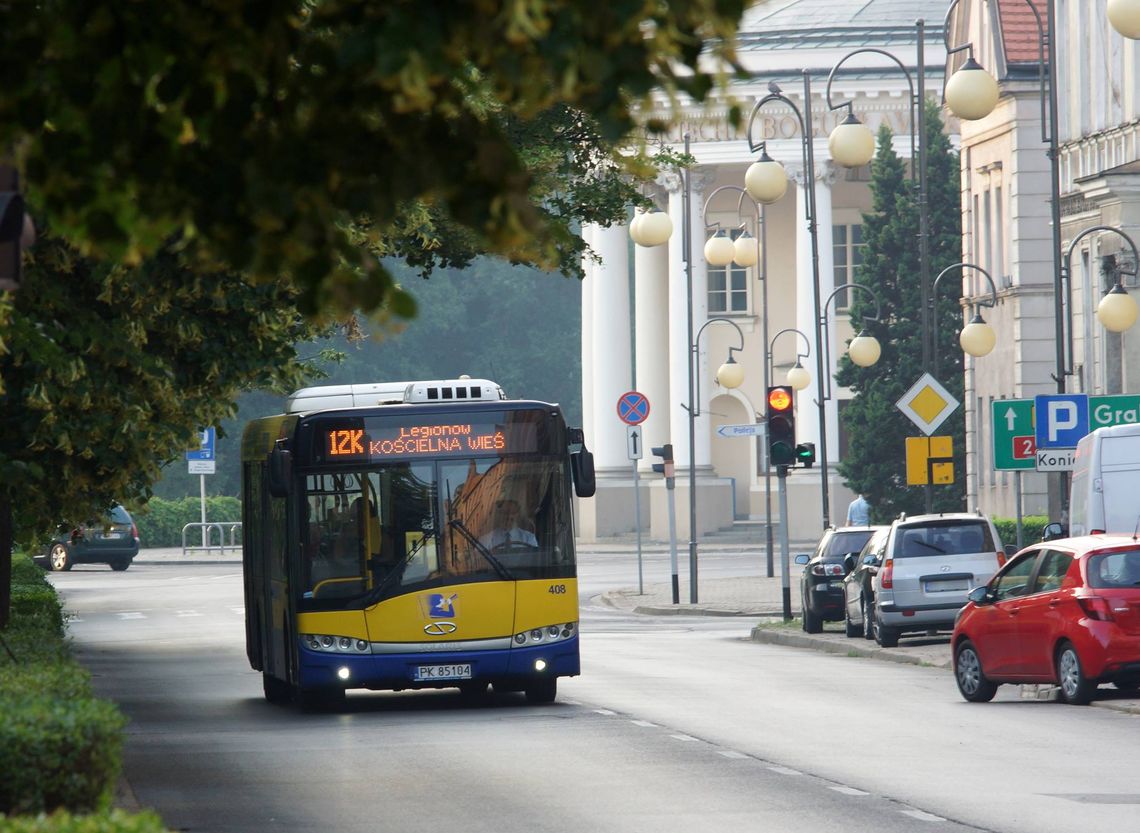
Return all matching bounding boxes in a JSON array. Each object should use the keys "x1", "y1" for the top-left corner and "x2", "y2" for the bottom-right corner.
[
  {"x1": 130, "y1": 496, "x2": 241, "y2": 548},
  {"x1": 992, "y1": 515, "x2": 1050, "y2": 550},
  {"x1": 0, "y1": 810, "x2": 170, "y2": 833},
  {"x1": 0, "y1": 554, "x2": 172, "y2": 831}
]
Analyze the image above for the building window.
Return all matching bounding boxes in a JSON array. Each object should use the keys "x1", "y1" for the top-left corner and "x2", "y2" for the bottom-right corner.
[
  {"x1": 708, "y1": 228, "x2": 749, "y2": 314},
  {"x1": 832, "y1": 224, "x2": 865, "y2": 309}
]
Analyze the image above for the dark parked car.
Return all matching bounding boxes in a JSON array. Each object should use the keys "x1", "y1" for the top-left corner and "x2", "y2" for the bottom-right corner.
[
  {"x1": 952, "y1": 535, "x2": 1140, "y2": 705},
  {"x1": 842, "y1": 526, "x2": 890, "y2": 639},
  {"x1": 38, "y1": 504, "x2": 140, "y2": 572},
  {"x1": 796, "y1": 526, "x2": 883, "y2": 633}
]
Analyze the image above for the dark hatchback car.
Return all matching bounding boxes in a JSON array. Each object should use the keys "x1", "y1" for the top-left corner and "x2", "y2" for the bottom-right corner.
[
  {"x1": 796, "y1": 526, "x2": 883, "y2": 633},
  {"x1": 38, "y1": 504, "x2": 140, "y2": 572}
]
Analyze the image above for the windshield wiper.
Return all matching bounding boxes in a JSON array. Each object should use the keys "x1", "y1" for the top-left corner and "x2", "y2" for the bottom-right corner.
[
  {"x1": 368, "y1": 531, "x2": 435, "y2": 601},
  {"x1": 448, "y1": 519, "x2": 514, "y2": 580}
]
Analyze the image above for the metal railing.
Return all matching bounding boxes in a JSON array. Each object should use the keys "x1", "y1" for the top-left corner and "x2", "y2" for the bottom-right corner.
[{"x1": 181, "y1": 522, "x2": 242, "y2": 557}]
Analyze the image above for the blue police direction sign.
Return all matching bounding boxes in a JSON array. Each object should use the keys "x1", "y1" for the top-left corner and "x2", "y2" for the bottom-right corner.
[
  {"x1": 1034, "y1": 394, "x2": 1089, "y2": 450},
  {"x1": 716, "y1": 423, "x2": 766, "y2": 438}
]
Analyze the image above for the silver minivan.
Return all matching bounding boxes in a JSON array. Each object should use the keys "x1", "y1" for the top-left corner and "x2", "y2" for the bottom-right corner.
[{"x1": 871, "y1": 513, "x2": 1005, "y2": 647}]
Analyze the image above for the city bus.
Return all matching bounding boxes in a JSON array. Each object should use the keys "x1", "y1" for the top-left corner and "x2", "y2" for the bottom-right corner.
[{"x1": 240, "y1": 378, "x2": 595, "y2": 709}]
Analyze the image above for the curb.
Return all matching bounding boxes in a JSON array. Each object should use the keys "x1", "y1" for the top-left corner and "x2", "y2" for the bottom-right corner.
[{"x1": 748, "y1": 627, "x2": 952, "y2": 668}]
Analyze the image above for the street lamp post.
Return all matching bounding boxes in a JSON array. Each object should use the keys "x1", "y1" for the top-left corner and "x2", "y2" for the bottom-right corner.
[
  {"x1": 687, "y1": 315, "x2": 746, "y2": 603},
  {"x1": 702, "y1": 185, "x2": 774, "y2": 577},
  {"x1": 930, "y1": 263, "x2": 1000, "y2": 381},
  {"x1": 745, "y1": 75, "x2": 832, "y2": 529},
  {"x1": 1064, "y1": 226, "x2": 1140, "y2": 335},
  {"x1": 819, "y1": 283, "x2": 884, "y2": 401}
]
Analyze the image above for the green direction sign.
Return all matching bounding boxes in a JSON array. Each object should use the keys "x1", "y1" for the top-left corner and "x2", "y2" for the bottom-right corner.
[
  {"x1": 991, "y1": 399, "x2": 1036, "y2": 471},
  {"x1": 992, "y1": 395, "x2": 1140, "y2": 470},
  {"x1": 1090, "y1": 394, "x2": 1140, "y2": 429}
]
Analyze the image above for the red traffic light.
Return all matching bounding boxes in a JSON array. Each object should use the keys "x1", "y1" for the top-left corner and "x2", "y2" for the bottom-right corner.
[{"x1": 767, "y1": 386, "x2": 793, "y2": 412}]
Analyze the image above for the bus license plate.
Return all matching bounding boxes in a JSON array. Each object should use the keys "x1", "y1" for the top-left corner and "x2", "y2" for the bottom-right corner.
[{"x1": 414, "y1": 664, "x2": 472, "y2": 681}]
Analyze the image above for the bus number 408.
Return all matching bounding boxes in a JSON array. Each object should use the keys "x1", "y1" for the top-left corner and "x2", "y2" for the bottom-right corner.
[{"x1": 548, "y1": 584, "x2": 566, "y2": 595}]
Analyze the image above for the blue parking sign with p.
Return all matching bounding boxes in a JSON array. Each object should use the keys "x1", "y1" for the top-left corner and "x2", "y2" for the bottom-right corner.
[{"x1": 1034, "y1": 394, "x2": 1089, "y2": 449}]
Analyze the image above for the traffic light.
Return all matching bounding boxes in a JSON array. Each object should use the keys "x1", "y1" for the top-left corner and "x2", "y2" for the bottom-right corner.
[
  {"x1": 651, "y1": 443, "x2": 674, "y2": 478},
  {"x1": 767, "y1": 386, "x2": 795, "y2": 466},
  {"x1": 794, "y1": 442, "x2": 816, "y2": 468}
]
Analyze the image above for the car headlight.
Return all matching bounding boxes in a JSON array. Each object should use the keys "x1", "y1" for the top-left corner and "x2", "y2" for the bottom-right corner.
[
  {"x1": 301, "y1": 634, "x2": 372, "y2": 654},
  {"x1": 513, "y1": 622, "x2": 578, "y2": 647}
]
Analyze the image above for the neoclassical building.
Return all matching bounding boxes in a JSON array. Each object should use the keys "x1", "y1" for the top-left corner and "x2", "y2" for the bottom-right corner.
[{"x1": 578, "y1": 0, "x2": 955, "y2": 542}]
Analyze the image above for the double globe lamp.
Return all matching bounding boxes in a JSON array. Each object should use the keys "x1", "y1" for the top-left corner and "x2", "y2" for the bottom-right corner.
[
  {"x1": 629, "y1": 211, "x2": 746, "y2": 392},
  {"x1": 939, "y1": 2, "x2": 1140, "y2": 334}
]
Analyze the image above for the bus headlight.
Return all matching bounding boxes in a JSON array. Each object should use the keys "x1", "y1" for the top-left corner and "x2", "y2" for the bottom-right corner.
[
  {"x1": 512, "y1": 622, "x2": 577, "y2": 648},
  {"x1": 301, "y1": 634, "x2": 373, "y2": 654}
]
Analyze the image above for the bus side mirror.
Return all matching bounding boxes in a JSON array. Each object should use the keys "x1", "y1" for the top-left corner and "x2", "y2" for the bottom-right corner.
[
  {"x1": 571, "y1": 449, "x2": 596, "y2": 498},
  {"x1": 268, "y1": 444, "x2": 293, "y2": 498}
]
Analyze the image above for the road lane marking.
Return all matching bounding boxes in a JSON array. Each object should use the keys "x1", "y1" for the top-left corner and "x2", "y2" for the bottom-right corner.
[
  {"x1": 901, "y1": 809, "x2": 945, "y2": 822},
  {"x1": 669, "y1": 734, "x2": 699, "y2": 742},
  {"x1": 175, "y1": 610, "x2": 203, "y2": 618},
  {"x1": 717, "y1": 750, "x2": 749, "y2": 759},
  {"x1": 116, "y1": 612, "x2": 146, "y2": 619},
  {"x1": 593, "y1": 709, "x2": 617, "y2": 716},
  {"x1": 631, "y1": 720, "x2": 658, "y2": 727},
  {"x1": 830, "y1": 786, "x2": 869, "y2": 796},
  {"x1": 768, "y1": 766, "x2": 802, "y2": 776}
]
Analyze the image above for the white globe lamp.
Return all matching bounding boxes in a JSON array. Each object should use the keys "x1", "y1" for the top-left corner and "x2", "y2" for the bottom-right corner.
[
  {"x1": 704, "y1": 231, "x2": 736, "y2": 267},
  {"x1": 733, "y1": 232, "x2": 759, "y2": 267},
  {"x1": 744, "y1": 151, "x2": 788, "y2": 204},
  {"x1": 1108, "y1": 0, "x2": 1140, "y2": 39},
  {"x1": 959, "y1": 313, "x2": 997, "y2": 357},
  {"x1": 944, "y1": 57, "x2": 1000, "y2": 121},
  {"x1": 847, "y1": 331, "x2": 882, "y2": 367},
  {"x1": 829, "y1": 114, "x2": 876, "y2": 168},
  {"x1": 1097, "y1": 284, "x2": 1139, "y2": 332}
]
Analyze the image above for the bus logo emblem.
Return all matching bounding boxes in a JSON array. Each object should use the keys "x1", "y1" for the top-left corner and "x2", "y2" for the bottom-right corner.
[
  {"x1": 426, "y1": 593, "x2": 458, "y2": 618},
  {"x1": 424, "y1": 622, "x2": 458, "y2": 636}
]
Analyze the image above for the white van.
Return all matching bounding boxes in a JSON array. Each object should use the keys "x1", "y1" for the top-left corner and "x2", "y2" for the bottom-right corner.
[{"x1": 1069, "y1": 423, "x2": 1140, "y2": 535}]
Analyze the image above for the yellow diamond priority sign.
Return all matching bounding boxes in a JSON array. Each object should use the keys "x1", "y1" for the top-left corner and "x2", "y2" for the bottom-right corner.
[{"x1": 897, "y1": 373, "x2": 959, "y2": 436}]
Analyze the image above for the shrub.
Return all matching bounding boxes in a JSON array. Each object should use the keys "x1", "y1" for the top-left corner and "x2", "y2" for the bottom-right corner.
[
  {"x1": 131, "y1": 496, "x2": 241, "y2": 548},
  {"x1": 992, "y1": 515, "x2": 1050, "y2": 550},
  {"x1": 0, "y1": 809, "x2": 171, "y2": 833},
  {"x1": 0, "y1": 554, "x2": 129, "y2": 818}
]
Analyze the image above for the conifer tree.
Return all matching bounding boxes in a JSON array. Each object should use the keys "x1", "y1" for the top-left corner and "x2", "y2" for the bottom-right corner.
[{"x1": 836, "y1": 101, "x2": 964, "y2": 521}]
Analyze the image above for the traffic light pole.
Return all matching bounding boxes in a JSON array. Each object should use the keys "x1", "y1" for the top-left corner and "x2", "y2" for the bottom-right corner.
[{"x1": 777, "y1": 465, "x2": 792, "y2": 621}]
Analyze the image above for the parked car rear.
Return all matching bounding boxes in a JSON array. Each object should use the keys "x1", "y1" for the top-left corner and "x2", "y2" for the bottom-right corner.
[
  {"x1": 796, "y1": 526, "x2": 882, "y2": 633},
  {"x1": 952, "y1": 535, "x2": 1140, "y2": 705},
  {"x1": 870, "y1": 512, "x2": 1005, "y2": 647},
  {"x1": 38, "y1": 504, "x2": 140, "y2": 572}
]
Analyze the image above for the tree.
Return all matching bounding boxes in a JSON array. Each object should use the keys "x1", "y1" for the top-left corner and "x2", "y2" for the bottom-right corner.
[
  {"x1": 836, "y1": 101, "x2": 964, "y2": 521},
  {"x1": 0, "y1": 2, "x2": 745, "y2": 318},
  {"x1": 0, "y1": 235, "x2": 329, "y2": 545},
  {"x1": 151, "y1": 256, "x2": 584, "y2": 500}
]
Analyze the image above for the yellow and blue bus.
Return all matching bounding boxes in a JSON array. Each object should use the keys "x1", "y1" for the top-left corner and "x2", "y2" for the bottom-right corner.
[{"x1": 240, "y1": 378, "x2": 595, "y2": 709}]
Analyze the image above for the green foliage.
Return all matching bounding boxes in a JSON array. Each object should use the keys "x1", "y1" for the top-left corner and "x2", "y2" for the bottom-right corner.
[
  {"x1": 150, "y1": 258, "x2": 583, "y2": 500},
  {"x1": 837, "y1": 101, "x2": 964, "y2": 521},
  {"x1": 0, "y1": 238, "x2": 328, "y2": 544},
  {"x1": 1, "y1": 1, "x2": 747, "y2": 318},
  {"x1": 993, "y1": 516, "x2": 1050, "y2": 550},
  {"x1": 0, "y1": 555, "x2": 127, "y2": 818},
  {"x1": 0, "y1": 810, "x2": 172, "y2": 833},
  {"x1": 132, "y1": 496, "x2": 241, "y2": 548}
]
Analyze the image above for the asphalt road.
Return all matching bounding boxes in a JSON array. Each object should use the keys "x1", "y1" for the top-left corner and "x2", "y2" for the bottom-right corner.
[{"x1": 47, "y1": 557, "x2": 1140, "y2": 833}]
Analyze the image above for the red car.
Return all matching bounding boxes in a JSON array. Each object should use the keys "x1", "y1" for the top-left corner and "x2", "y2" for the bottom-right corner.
[{"x1": 952, "y1": 535, "x2": 1140, "y2": 705}]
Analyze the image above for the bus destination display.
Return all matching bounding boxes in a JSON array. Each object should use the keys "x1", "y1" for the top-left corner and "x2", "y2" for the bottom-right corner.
[{"x1": 325, "y1": 423, "x2": 509, "y2": 460}]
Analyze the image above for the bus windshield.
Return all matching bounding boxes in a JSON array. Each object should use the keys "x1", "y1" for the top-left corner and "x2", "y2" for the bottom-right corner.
[{"x1": 300, "y1": 455, "x2": 574, "y2": 611}]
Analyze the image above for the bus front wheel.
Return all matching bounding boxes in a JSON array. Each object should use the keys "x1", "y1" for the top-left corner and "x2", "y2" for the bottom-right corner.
[
  {"x1": 262, "y1": 672, "x2": 292, "y2": 704},
  {"x1": 524, "y1": 676, "x2": 557, "y2": 704}
]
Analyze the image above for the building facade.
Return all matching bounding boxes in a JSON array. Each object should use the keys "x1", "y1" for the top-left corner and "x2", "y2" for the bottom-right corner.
[
  {"x1": 948, "y1": 0, "x2": 1140, "y2": 526},
  {"x1": 577, "y1": 0, "x2": 955, "y2": 541}
]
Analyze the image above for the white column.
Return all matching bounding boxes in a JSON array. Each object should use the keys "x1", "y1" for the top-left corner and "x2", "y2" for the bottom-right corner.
[
  {"x1": 580, "y1": 223, "x2": 596, "y2": 448},
  {"x1": 634, "y1": 209, "x2": 671, "y2": 470},
  {"x1": 794, "y1": 167, "x2": 822, "y2": 451},
  {"x1": 589, "y1": 222, "x2": 633, "y2": 472},
  {"x1": 815, "y1": 164, "x2": 839, "y2": 459},
  {"x1": 665, "y1": 173, "x2": 692, "y2": 468},
  {"x1": 689, "y1": 169, "x2": 715, "y2": 469}
]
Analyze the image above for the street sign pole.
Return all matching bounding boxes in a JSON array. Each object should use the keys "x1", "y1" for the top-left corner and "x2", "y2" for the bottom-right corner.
[
  {"x1": 627, "y1": 424, "x2": 644, "y2": 595},
  {"x1": 778, "y1": 465, "x2": 791, "y2": 621}
]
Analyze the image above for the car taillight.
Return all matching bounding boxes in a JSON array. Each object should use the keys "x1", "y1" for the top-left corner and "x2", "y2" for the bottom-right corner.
[
  {"x1": 1077, "y1": 594, "x2": 1114, "y2": 622},
  {"x1": 811, "y1": 563, "x2": 845, "y2": 577},
  {"x1": 131, "y1": 522, "x2": 139, "y2": 542},
  {"x1": 1091, "y1": 529, "x2": 1106, "y2": 535},
  {"x1": 995, "y1": 551, "x2": 1006, "y2": 568},
  {"x1": 880, "y1": 558, "x2": 893, "y2": 589}
]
